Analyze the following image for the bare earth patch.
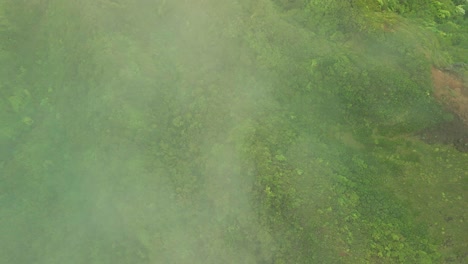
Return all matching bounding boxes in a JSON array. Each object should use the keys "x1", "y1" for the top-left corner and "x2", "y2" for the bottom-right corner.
[
  {"x1": 431, "y1": 67, "x2": 468, "y2": 125},
  {"x1": 416, "y1": 67, "x2": 468, "y2": 152}
]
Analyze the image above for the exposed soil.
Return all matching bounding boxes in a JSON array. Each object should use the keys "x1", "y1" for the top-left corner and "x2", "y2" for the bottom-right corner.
[
  {"x1": 431, "y1": 66, "x2": 468, "y2": 125},
  {"x1": 416, "y1": 67, "x2": 468, "y2": 152},
  {"x1": 418, "y1": 116, "x2": 468, "y2": 152}
]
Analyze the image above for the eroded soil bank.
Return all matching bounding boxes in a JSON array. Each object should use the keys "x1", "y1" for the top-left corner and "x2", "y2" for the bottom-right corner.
[
  {"x1": 417, "y1": 67, "x2": 468, "y2": 152},
  {"x1": 431, "y1": 66, "x2": 468, "y2": 126}
]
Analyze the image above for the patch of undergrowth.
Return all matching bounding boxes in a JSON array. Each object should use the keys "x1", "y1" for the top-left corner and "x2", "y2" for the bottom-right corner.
[{"x1": 374, "y1": 138, "x2": 468, "y2": 263}]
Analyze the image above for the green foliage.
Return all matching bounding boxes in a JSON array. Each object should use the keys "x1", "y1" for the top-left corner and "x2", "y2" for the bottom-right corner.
[{"x1": 1, "y1": 1, "x2": 467, "y2": 263}]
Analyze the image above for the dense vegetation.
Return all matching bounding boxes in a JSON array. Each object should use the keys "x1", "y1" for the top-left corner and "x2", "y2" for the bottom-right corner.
[{"x1": 1, "y1": 0, "x2": 467, "y2": 263}]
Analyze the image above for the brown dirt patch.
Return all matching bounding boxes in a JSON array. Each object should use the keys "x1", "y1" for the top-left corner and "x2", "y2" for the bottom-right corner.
[
  {"x1": 431, "y1": 67, "x2": 468, "y2": 125},
  {"x1": 418, "y1": 116, "x2": 468, "y2": 152},
  {"x1": 416, "y1": 67, "x2": 468, "y2": 152}
]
